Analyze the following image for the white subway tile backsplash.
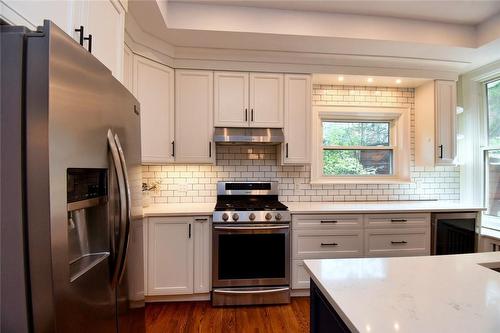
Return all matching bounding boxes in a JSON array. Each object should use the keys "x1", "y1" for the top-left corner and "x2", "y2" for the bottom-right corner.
[{"x1": 142, "y1": 84, "x2": 460, "y2": 204}]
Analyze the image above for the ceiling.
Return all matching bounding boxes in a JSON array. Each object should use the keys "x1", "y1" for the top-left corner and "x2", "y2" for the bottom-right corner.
[
  {"x1": 127, "y1": 0, "x2": 500, "y2": 76},
  {"x1": 172, "y1": 0, "x2": 500, "y2": 25},
  {"x1": 312, "y1": 74, "x2": 429, "y2": 88}
]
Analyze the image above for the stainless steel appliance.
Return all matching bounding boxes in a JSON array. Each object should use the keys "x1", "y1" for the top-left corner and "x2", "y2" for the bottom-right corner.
[
  {"x1": 212, "y1": 182, "x2": 291, "y2": 306},
  {"x1": 213, "y1": 127, "x2": 284, "y2": 145},
  {"x1": 431, "y1": 212, "x2": 478, "y2": 255},
  {"x1": 1, "y1": 21, "x2": 145, "y2": 332}
]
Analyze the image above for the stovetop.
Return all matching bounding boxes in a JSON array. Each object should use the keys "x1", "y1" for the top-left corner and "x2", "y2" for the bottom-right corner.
[{"x1": 214, "y1": 195, "x2": 288, "y2": 212}]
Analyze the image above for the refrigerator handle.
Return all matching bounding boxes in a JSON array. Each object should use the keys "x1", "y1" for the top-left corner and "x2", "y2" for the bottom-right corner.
[
  {"x1": 107, "y1": 129, "x2": 128, "y2": 288},
  {"x1": 113, "y1": 133, "x2": 132, "y2": 284}
]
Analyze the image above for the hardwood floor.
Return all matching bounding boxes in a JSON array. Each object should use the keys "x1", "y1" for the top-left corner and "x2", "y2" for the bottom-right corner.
[{"x1": 146, "y1": 297, "x2": 310, "y2": 333}]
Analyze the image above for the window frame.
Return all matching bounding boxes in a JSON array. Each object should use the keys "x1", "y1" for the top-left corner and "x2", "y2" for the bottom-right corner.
[
  {"x1": 482, "y1": 77, "x2": 500, "y2": 230},
  {"x1": 311, "y1": 106, "x2": 411, "y2": 184}
]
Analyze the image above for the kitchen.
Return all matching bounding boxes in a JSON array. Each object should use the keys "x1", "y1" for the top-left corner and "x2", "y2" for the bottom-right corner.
[{"x1": 1, "y1": 0, "x2": 500, "y2": 332}]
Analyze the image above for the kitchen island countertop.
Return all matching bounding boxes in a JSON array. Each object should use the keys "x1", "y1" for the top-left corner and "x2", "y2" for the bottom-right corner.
[{"x1": 304, "y1": 252, "x2": 500, "y2": 333}]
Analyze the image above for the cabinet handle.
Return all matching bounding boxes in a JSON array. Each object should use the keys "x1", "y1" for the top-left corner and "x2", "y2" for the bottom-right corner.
[
  {"x1": 320, "y1": 242, "x2": 338, "y2": 246},
  {"x1": 209, "y1": 141, "x2": 212, "y2": 158},
  {"x1": 171, "y1": 141, "x2": 175, "y2": 157},
  {"x1": 195, "y1": 218, "x2": 208, "y2": 222},
  {"x1": 245, "y1": 108, "x2": 248, "y2": 121},
  {"x1": 438, "y1": 145, "x2": 443, "y2": 159},
  {"x1": 84, "y1": 34, "x2": 92, "y2": 53},
  {"x1": 320, "y1": 220, "x2": 338, "y2": 224},
  {"x1": 75, "y1": 26, "x2": 84, "y2": 46},
  {"x1": 188, "y1": 224, "x2": 191, "y2": 238},
  {"x1": 285, "y1": 143, "x2": 289, "y2": 158},
  {"x1": 251, "y1": 109, "x2": 254, "y2": 122},
  {"x1": 390, "y1": 241, "x2": 408, "y2": 245},
  {"x1": 390, "y1": 219, "x2": 407, "y2": 222}
]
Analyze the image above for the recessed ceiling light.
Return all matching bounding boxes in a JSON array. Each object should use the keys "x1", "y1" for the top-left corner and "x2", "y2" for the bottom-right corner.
[
  {"x1": 396, "y1": 79, "x2": 402, "y2": 84},
  {"x1": 367, "y1": 78, "x2": 374, "y2": 83},
  {"x1": 338, "y1": 76, "x2": 344, "y2": 82}
]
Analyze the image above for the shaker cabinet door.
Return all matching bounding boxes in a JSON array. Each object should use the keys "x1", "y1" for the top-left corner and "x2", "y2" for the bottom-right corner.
[
  {"x1": 175, "y1": 70, "x2": 214, "y2": 164},
  {"x1": 435, "y1": 80, "x2": 457, "y2": 165},
  {"x1": 283, "y1": 74, "x2": 311, "y2": 164},
  {"x1": 249, "y1": 73, "x2": 284, "y2": 128},
  {"x1": 133, "y1": 55, "x2": 175, "y2": 164},
  {"x1": 84, "y1": 0, "x2": 125, "y2": 80},
  {"x1": 214, "y1": 71, "x2": 249, "y2": 127},
  {"x1": 147, "y1": 218, "x2": 193, "y2": 295}
]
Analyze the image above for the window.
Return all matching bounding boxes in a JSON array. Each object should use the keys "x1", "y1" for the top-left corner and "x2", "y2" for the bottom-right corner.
[
  {"x1": 322, "y1": 121, "x2": 393, "y2": 176},
  {"x1": 312, "y1": 106, "x2": 410, "y2": 184},
  {"x1": 483, "y1": 78, "x2": 500, "y2": 229}
]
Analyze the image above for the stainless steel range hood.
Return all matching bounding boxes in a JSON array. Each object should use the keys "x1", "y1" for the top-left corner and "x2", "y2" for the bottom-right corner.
[{"x1": 214, "y1": 128, "x2": 284, "y2": 145}]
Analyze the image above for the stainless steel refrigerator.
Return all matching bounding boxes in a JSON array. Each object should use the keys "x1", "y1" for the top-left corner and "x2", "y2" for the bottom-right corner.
[{"x1": 1, "y1": 20, "x2": 145, "y2": 333}]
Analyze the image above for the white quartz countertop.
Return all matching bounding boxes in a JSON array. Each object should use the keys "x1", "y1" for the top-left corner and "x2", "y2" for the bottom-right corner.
[
  {"x1": 304, "y1": 252, "x2": 500, "y2": 333},
  {"x1": 143, "y1": 203, "x2": 215, "y2": 217},
  {"x1": 285, "y1": 201, "x2": 485, "y2": 214},
  {"x1": 142, "y1": 201, "x2": 484, "y2": 217}
]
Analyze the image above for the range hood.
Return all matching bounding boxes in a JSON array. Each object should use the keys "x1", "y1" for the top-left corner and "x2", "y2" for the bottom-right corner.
[{"x1": 213, "y1": 128, "x2": 284, "y2": 145}]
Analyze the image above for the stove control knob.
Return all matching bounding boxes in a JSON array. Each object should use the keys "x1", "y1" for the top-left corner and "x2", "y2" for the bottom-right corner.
[
  {"x1": 249, "y1": 213, "x2": 256, "y2": 221},
  {"x1": 275, "y1": 213, "x2": 282, "y2": 221},
  {"x1": 265, "y1": 213, "x2": 273, "y2": 220},
  {"x1": 232, "y1": 213, "x2": 239, "y2": 221},
  {"x1": 222, "y1": 213, "x2": 229, "y2": 221}
]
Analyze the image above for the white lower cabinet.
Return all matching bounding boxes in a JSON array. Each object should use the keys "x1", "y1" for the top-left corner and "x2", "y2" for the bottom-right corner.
[
  {"x1": 364, "y1": 228, "x2": 430, "y2": 257},
  {"x1": 291, "y1": 213, "x2": 431, "y2": 290},
  {"x1": 292, "y1": 260, "x2": 310, "y2": 290},
  {"x1": 293, "y1": 229, "x2": 363, "y2": 259},
  {"x1": 146, "y1": 216, "x2": 211, "y2": 297},
  {"x1": 481, "y1": 236, "x2": 500, "y2": 252}
]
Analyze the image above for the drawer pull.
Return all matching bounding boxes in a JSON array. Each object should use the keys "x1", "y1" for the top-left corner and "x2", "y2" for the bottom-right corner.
[
  {"x1": 195, "y1": 218, "x2": 208, "y2": 222},
  {"x1": 320, "y1": 242, "x2": 338, "y2": 246},
  {"x1": 390, "y1": 241, "x2": 408, "y2": 245},
  {"x1": 320, "y1": 220, "x2": 338, "y2": 224},
  {"x1": 390, "y1": 219, "x2": 407, "y2": 222}
]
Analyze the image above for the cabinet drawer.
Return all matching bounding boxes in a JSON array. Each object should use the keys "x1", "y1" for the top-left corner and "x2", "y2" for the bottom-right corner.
[
  {"x1": 293, "y1": 214, "x2": 363, "y2": 230},
  {"x1": 364, "y1": 213, "x2": 430, "y2": 229},
  {"x1": 293, "y1": 229, "x2": 363, "y2": 259},
  {"x1": 292, "y1": 260, "x2": 310, "y2": 290},
  {"x1": 365, "y1": 228, "x2": 430, "y2": 257}
]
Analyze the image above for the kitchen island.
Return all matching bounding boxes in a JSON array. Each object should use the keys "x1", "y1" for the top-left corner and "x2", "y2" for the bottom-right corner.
[{"x1": 304, "y1": 252, "x2": 500, "y2": 333}]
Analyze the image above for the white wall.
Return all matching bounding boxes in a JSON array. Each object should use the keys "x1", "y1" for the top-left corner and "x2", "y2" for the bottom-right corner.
[{"x1": 142, "y1": 84, "x2": 460, "y2": 204}]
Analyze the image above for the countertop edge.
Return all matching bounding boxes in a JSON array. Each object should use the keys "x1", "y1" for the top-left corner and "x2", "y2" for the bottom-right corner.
[{"x1": 303, "y1": 260, "x2": 360, "y2": 333}]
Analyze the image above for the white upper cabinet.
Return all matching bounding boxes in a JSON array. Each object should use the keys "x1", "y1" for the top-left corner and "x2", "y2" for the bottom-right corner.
[
  {"x1": 122, "y1": 43, "x2": 133, "y2": 93},
  {"x1": 175, "y1": 70, "x2": 214, "y2": 164},
  {"x1": 82, "y1": 0, "x2": 125, "y2": 80},
  {"x1": 214, "y1": 71, "x2": 249, "y2": 127},
  {"x1": 434, "y1": 80, "x2": 457, "y2": 165},
  {"x1": 214, "y1": 71, "x2": 284, "y2": 128},
  {"x1": 1, "y1": 0, "x2": 126, "y2": 80},
  {"x1": 133, "y1": 55, "x2": 175, "y2": 164},
  {"x1": 249, "y1": 73, "x2": 284, "y2": 128},
  {"x1": 415, "y1": 80, "x2": 457, "y2": 166},
  {"x1": 282, "y1": 74, "x2": 312, "y2": 164}
]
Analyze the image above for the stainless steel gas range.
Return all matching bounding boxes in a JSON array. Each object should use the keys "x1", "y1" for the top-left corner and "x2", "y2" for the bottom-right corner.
[{"x1": 212, "y1": 181, "x2": 291, "y2": 306}]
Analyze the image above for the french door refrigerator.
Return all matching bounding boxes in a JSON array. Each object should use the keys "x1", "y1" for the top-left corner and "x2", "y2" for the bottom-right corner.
[{"x1": 1, "y1": 20, "x2": 145, "y2": 333}]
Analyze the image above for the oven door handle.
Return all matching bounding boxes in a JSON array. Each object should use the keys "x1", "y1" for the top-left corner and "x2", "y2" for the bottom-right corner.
[
  {"x1": 213, "y1": 287, "x2": 290, "y2": 294},
  {"x1": 213, "y1": 225, "x2": 289, "y2": 231}
]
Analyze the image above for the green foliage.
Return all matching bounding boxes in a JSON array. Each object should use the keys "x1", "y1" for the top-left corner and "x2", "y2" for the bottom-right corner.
[
  {"x1": 488, "y1": 79, "x2": 500, "y2": 146},
  {"x1": 322, "y1": 121, "x2": 390, "y2": 176}
]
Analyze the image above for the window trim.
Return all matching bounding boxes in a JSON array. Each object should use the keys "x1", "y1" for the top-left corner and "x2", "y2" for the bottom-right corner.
[
  {"x1": 311, "y1": 106, "x2": 411, "y2": 184},
  {"x1": 482, "y1": 77, "x2": 500, "y2": 230}
]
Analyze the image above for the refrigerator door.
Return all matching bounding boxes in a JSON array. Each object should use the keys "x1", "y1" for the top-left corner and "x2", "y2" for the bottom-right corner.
[{"x1": 23, "y1": 21, "x2": 144, "y2": 332}]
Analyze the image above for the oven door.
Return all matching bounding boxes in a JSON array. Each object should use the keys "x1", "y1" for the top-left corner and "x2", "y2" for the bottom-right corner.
[{"x1": 212, "y1": 224, "x2": 290, "y2": 288}]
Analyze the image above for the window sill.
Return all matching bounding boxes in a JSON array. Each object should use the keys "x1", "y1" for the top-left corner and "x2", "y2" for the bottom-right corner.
[{"x1": 310, "y1": 176, "x2": 411, "y2": 185}]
